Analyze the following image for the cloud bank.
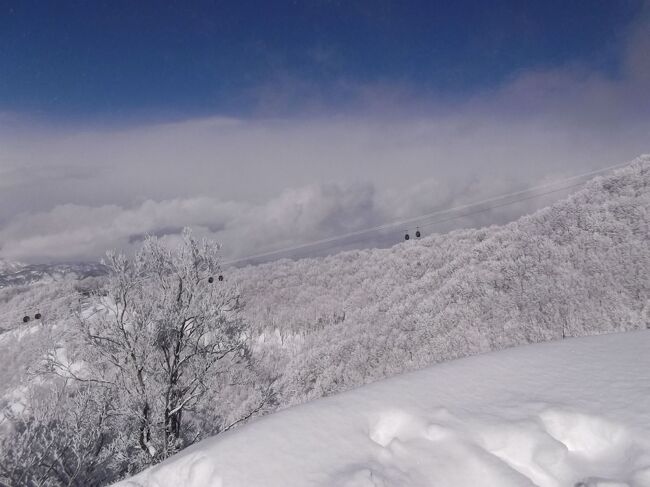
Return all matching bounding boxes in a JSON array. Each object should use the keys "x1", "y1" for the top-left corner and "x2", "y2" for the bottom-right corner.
[
  {"x1": 0, "y1": 173, "x2": 568, "y2": 263},
  {"x1": 0, "y1": 8, "x2": 648, "y2": 263}
]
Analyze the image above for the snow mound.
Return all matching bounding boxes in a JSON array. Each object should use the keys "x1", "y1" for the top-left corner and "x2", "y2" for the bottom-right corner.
[{"x1": 117, "y1": 331, "x2": 650, "y2": 487}]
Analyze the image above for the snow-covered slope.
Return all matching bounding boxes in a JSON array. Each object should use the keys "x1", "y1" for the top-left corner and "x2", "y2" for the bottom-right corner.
[
  {"x1": 118, "y1": 330, "x2": 650, "y2": 487},
  {"x1": 231, "y1": 157, "x2": 650, "y2": 404},
  {"x1": 2, "y1": 159, "x2": 648, "y2": 486}
]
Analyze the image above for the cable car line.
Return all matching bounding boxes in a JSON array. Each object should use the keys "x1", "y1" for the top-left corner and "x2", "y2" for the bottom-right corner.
[
  {"x1": 222, "y1": 160, "x2": 627, "y2": 266},
  {"x1": 0, "y1": 160, "x2": 629, "y2": 327},
  {"x1": 407, "y1": 178, "x2": 588, "y2": 236},
  {"x1": 0, "y1": 272, "x2": 225, "y2": 328}
]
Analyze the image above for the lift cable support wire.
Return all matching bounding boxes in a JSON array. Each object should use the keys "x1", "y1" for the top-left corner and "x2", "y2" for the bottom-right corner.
[
  {"x1": 0, "y1": 160, "x2": 630, "y2": 328},
  {"x1": 222, "y1": 160, "x2": 629, "y2": 266}
]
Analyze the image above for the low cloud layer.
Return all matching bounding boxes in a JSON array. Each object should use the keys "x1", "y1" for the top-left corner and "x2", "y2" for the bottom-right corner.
[
  {"x1": 1, "y1": 7, "x2": 649, "y2": 264},
  {"x1": 0, "y1": 174, "x2": 565, "y2": 263}
]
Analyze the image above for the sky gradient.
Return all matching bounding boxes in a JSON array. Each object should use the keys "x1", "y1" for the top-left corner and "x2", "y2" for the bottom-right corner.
[
  {"x1": 0, "y1": 1, "x2": 649, "y2": 263},
  {"x1": 0, "y1": 0, "x2": 644, "y2": 120}
]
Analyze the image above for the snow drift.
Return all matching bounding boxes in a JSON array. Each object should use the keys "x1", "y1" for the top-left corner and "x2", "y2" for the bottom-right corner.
[{"x1": 117, "y1": 330, "x2": 650, "y2": 487}]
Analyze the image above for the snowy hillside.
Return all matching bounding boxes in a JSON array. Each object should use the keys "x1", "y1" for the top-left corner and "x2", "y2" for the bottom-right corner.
[
  {"x1": 231, "y1": 157, "x2": 650, "y2": 405},
  {"x1": 1, "y1": 158, "x2": 648, "y2": 486},
  {"x1": 118, "y1": 330, "x2": 650, "y2": 487}
]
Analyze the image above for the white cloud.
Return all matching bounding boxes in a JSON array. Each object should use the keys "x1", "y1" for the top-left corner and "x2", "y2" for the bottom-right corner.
[
  {"x1": 0, "y1": 169, "x2": 578, "y2": 263},
  {"x1": 1, "y1": 112, "x2": 647, "y2": 262},
  {"x1": 0, "y1": 8, "x2": 648, "y2": 263}
]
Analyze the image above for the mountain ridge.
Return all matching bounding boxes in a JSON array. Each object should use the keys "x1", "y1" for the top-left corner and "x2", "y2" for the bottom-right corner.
[{"x1": 230, "y1": 156, "x2": 650, "y2": 403}]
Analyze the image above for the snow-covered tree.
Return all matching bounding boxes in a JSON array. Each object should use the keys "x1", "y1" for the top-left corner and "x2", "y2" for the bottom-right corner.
[
  {"x1": 0, "y1": 229, "x2": 272, "y2": 484},
  {"x1": 56, "y1": 229, "x2": 256, "y2": 464}
]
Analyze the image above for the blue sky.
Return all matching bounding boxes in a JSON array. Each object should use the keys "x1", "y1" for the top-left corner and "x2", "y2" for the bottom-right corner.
[
  {"x1": 0, "y1": 1, "x2": 649, "y2": 263},
  {"x1": 0, "y1": 0, "x2": 644, "y2": 120}
]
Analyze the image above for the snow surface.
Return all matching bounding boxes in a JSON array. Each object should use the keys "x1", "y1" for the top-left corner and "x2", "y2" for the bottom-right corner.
[{"x1": 117, "y1": 330, "x2": 650, "y2": 487}]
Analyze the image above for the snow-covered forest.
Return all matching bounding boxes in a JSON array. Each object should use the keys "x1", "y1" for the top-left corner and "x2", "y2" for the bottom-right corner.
[
  {"x1": 0, "y1": 157, "x2": 648, "y2": 486},
  {"x1": 232, "y1": 157, "x2": 650, "y2": 404}
]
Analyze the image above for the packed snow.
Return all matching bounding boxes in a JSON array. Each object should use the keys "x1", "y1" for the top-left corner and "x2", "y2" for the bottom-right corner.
[{"x1": 118, "y1": 330, "x2": 650, "y2": 487}]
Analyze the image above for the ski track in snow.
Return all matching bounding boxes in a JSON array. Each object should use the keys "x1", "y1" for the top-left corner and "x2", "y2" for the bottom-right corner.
[{"x1": 117, "y1": 330, "x2": 650, "y2": 487}]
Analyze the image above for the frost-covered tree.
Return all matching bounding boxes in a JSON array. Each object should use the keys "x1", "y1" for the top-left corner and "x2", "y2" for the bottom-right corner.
[
  {"x1": 2, "y1": 229, "x2": 274, "y2": 484},
  {"x1": 0, "y1": 382, "x2": 117, "y2": 487},
  {"x1": 59, "y1": 230, "x2": 255, "y2": 463}
]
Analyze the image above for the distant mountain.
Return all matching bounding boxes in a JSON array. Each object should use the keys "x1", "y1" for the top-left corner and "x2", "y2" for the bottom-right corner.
[
  {"x1": 0, "y1": 259, "x2": 24, "y2": 275},
  {"x1": 0, "y1": 262, "x2": 108, "y2": 288}
]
